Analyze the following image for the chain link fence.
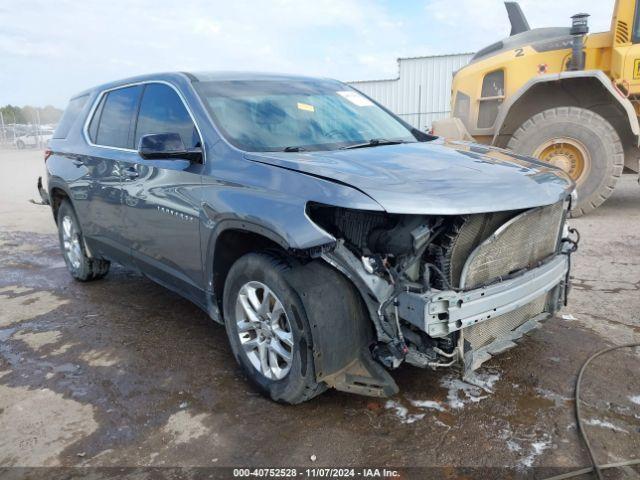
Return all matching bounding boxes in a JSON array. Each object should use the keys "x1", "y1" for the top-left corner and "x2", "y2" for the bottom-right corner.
[{"x1": 0, "y1": 124, "x2": 55, "y2": 150}]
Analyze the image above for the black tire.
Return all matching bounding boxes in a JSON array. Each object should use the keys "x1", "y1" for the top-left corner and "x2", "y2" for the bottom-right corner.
[
  {"x1": 507, "y1": 107, "x2": 624, "y2": 217},
  {"x1": 223, "y1": 252, "x2": 326, "y2": 404},
  {"x1": 16, "y1": 140, "x2": 25, "y2": 150},
  {"x1": 57, "y1": 200, "x2": 110, "y2": 282}
]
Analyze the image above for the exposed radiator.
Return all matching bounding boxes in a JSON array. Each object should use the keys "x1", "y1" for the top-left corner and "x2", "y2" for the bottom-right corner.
[{"x1": 461, "y1": 202, "x2": 564, "y2": 289}]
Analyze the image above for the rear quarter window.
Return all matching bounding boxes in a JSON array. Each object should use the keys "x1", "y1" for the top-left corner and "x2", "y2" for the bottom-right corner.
[
  {"x1": 53, "y1": 95, "x2": 89, "y2": 139},
  {"x1": 89, "y1": 85, "x2": 142, "y2": 149}
]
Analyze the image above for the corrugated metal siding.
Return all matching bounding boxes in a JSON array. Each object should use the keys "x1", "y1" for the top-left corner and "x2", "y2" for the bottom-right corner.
[{"x1": 349, "y1": 53, "x2": 473, "y2": 130}]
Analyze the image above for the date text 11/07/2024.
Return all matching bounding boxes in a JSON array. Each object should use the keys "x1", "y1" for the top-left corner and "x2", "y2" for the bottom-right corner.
[{"x1": 232, "y1": 468, "x2": 401, "y2": 478}]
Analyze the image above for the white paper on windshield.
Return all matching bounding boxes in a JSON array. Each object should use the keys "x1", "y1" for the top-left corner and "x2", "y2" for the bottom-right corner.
[
  {"x1": 336, "y1": 91, "x2": 373, "y2": 107},
  {"x1": 297, "y1": 102, "x2": 315, "y2": 112}
]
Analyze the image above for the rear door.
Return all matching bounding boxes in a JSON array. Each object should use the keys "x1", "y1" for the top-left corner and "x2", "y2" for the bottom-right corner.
[
  {"x1": 79, "y1": 85, "x2": 142, "y2": 263},
  {"x1": 121, "y1": 82, "x2": 205, "y2": 302}
]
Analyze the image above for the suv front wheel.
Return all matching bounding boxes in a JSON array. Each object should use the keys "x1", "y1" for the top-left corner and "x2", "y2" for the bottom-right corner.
[{"x1": 223, "y1": 252, "x2": 326, "y2": 404}]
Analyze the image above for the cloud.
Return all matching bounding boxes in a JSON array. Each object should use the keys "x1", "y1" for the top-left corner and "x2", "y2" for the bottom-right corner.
[
  {"x1": 0, "y1": 0, "x2": 416, "y2": 106},
  {"x1": 425, "y1": 0, "x2": 613, "y2": 48},
  {"x1": 0, "y1": 0, "x2": 618, "y2": 107}
]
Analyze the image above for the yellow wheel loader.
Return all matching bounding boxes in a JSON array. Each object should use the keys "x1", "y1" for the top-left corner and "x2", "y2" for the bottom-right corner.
[{"x1": 433, "y1": 0, "x2": 640, "y2": 216}]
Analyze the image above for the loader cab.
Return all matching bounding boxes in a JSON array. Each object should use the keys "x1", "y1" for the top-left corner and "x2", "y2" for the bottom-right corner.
[{"x1": 611, "y1": 0, "x2": 640, "y2": 95}]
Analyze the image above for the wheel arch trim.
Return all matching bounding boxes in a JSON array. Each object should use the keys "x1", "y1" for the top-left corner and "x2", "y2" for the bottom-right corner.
[
  {"x1": 46, "y1": 178, "x2": 75, "y2": 221},
  {"x1": 492, "y1": 70, "x2": 640, "y2": 145},
  {"x1": 203, "y1": 217, "x2": 296, "y2": 321}
]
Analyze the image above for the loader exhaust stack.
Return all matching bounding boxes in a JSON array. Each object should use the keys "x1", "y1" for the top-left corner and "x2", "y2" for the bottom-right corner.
[{"x1": 570, "y1": 13, "x2": 590, "y2": 71}]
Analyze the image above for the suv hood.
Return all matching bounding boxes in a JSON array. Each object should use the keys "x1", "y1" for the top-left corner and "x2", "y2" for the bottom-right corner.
[{"x1": 244, "y1": 139, "x2": 573, "y2": 215}]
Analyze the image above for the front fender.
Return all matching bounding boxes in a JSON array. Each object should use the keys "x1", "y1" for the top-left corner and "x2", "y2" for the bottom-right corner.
[
  {"x1": 198, "y1": 150, "x2": 385, "y2": 287},
  {"x1": 200, "y1": 213, "x2": 319, "y2": 303}
]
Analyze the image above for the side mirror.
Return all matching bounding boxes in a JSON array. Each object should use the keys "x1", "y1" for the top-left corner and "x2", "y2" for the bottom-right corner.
[{"x1": 138, "y1": 133, "x2": 203, "y2": 163}]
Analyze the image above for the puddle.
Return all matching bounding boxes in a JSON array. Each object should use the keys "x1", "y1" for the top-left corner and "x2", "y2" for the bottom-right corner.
[{"x1": 0, "y1": 327, "x2": 17, "y2": 342}]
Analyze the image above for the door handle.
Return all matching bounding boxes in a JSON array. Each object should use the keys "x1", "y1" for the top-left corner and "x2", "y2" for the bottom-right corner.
[
  {"x1": 123, "y1": 166, "x2": 139, "y2": 179},
  {"x1": 72, "y1": 159, "x2": 84, "y2": 167}
]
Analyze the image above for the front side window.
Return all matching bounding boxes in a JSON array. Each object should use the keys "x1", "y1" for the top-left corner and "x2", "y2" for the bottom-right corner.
[
  {"x1": 134, "y1": 84, "x2": 199, "y2": 149},
  {"x1": 194, "y1": 79, "x2": 417, "y2": 152},
  {"x1": 91, "y1": 85, "x2": 142, "y2": 149}
]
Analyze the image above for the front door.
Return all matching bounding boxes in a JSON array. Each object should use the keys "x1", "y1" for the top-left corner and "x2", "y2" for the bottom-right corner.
[{"x1": 121, "y1": 83, "x2": 205, "y2": 302}]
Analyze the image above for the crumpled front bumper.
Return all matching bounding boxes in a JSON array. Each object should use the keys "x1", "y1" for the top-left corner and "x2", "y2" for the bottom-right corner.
[
  {"x1": 397, "y1": 255, "x2": 568, "y2": 337},
  {"x1": 396, "y1": 254, "x2": 569, "y2": 373}
]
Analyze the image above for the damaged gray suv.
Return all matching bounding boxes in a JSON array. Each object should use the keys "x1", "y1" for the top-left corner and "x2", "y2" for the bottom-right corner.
[{"x1": 40, "y1": 72, "x2": 578, "y2": 403}]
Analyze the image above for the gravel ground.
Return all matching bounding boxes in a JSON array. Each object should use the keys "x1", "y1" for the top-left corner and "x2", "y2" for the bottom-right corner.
[{"x1": 0, "y1": 149, "x2": 638, "y2": 477}]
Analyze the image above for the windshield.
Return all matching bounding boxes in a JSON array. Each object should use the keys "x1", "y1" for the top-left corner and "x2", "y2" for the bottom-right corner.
[{"x1": 194, "y1": 79, "x2": 418, "y2": 152}]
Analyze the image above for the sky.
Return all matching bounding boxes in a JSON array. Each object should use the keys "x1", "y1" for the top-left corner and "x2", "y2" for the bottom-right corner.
[{"x1": 0, "y1": 0, "x2": 615, "y2": 108}]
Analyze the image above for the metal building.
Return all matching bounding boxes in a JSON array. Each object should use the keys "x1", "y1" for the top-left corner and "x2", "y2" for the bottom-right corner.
[{"x1": 348, "y1": 53, "x2": 473, "y2": 131}]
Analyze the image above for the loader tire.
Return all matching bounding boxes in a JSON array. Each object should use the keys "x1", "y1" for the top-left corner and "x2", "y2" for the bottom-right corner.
[{"x1": 507, "y1": 107, "x2": 624, "y2": 217}]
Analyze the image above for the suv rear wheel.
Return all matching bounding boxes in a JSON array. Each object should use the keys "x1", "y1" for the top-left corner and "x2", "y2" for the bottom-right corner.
[
  {"x1": 223, "y1": 252, "x2": 326, "y2": 404},
  {"x1": 57, "y1": 200, "x2": 110, "y2": 281}
]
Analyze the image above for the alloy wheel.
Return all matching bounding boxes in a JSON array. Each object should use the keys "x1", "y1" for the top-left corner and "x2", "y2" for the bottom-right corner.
[
  {"x1": 235, "y1": 281, "x2": 294, "y2": 380},
  {"x1": 61, "y1": 215, "x2": 82, "y2": 270}
]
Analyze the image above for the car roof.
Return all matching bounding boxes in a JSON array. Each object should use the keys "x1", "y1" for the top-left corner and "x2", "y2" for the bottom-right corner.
[{"x1": 71, "y1": 71, "x2": 338, "y2": 100}]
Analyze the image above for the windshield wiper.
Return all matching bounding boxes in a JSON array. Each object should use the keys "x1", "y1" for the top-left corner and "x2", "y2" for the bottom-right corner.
[
  {"x1": 339, "y1": 138, "x2": 407, "y2": 150},
  {"x1": 282, "y1": 146, "x2": 307, "y2": 152}
]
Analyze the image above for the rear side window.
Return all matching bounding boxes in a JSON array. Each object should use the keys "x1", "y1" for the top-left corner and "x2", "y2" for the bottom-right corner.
[
  {"x1": 53, "y1": 95, "x2": 89, "y2": 139},
  {"x1": 134, "y1": 84, "x2": 200, "y2": 149},
  {"x1": 91, "y1": 85, "x2": 142, "y2": 149}
]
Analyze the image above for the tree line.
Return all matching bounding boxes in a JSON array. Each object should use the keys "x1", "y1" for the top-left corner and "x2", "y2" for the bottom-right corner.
[{"x1": 0, "y1": 104, "x2": 63, "y2": 125}]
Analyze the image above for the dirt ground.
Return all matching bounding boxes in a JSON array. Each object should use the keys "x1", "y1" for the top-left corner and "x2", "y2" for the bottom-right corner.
[{"x1": 0, "y1": 148, "x2": 638, "y2": 477}]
